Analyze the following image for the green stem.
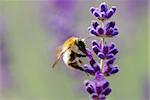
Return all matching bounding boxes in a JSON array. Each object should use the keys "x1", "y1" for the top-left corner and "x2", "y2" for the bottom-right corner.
[
  {"x1": 100, "y1": 20, "x2": 105, "y2": 71},
  {"x1": 100, "y1": 37, "x2": 105, "y2": 70}
]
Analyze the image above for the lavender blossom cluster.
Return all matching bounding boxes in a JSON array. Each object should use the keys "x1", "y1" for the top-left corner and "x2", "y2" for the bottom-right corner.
[{"x1": 83, "y1": 2, "x2": 120, "y2": 100}]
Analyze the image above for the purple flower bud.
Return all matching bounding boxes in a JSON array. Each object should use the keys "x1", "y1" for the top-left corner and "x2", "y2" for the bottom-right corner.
[
  {"x1": 89, "y1": 28, "x2": 99, "y2": 36},
  {"x1": 86, "y1": 85, "x2": 95, "y2": 94},
  {"x1": 110, "y1": 66, "x2": 119, "y2": 74},
  {"x1": 92, "y1": 40, "x2": 99, "y2": 47},
  {"x1": 102, "y1": 81, "x2": 109, "y2": 89},
  {"x1": 96, "y1": 86, "x2": 102, "y2": 95},
  {"x1": 111, "y1": 6, "x2": 116, "y2": 13},
  {"x1": 110, "y1": 48, "x2": 118, "y2": 55},
  {"x1": 98, "y1": 52, "x2": 105, "y2": 59},
  {"x1": 93, "y1": 64, "x2": 101, "y2": 73},
  {"x1": 90, "y1": 93, "x2": 99, "y2": 99},
  {"x1": 109, "y1": 43, "x2": 115, "y2": 49},
  {"x1": 93, "y1": 11, "x2": 101, "y2": 18},
  {"x1": 100, "y1": 11, "x2": 107, "y2": 19},
  {"x1": 97, "y1": 26, "x2": 104, "y2": 35},
  {"x1": 100, "y1": 80, "x2": 109, "y2": 90},
  {"x1": 89, "y1": 58, "x2": 97, "y2": 67},
  {"x1": 94, "y1": 71, "x2": 105, "y2": 81},
  {"x1": 103, "y1": 64, "x2": 119, "y2": 76},
  {"x1": 106, "y1": 9, "x2": 115, "y2": 19},
  {"x1": 90, "y1": 7, "x2": 96, "y2": 14},
  {"x1": 105, "y1": 28, "x2": 113, "y2": 36},
  {"x1": 106, "y1": 54, "x2": 114, "y2": 59},
  {"x1": 112, "y1": 30, "x2": 119, "y2": 36},
  {"x1": 92, "y1": 21, "x2": 99, "y2": 29},
  {"x1": 106, "y1": 21, "x2": 115, "y2": 30},
  {"x1": 103, "y1": 45, "x2": 109, "y2": 54},
  {"x1": 102, "y1": 87, "x2": 112, "y2": 96},
  {"x1": 84, "y1": 64, "x2": 95, "y2": 75},
  {"x1": 100, "y1": 2, "x2": 108, "y2": 12},
  {"x1": 92, "y1": 45, "x2": 100, "y2": 54},
  {"x1": 106, "y1": 57, "x2": 116, "y2": 66}
]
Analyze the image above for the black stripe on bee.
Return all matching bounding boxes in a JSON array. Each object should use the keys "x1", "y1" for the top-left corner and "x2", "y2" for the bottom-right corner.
[
  {"x1": 69, "y1": 50, "x2": 86, "y2": 62},
  {"x1": 69, "y1": 51, "x2": 76, "y2": 61},
  {"x1": 75, "y1": 40, "x2": 86, "y2": 53},
  {"x1": 68, "y1": 61, "x2": 85, "y2": 72}
]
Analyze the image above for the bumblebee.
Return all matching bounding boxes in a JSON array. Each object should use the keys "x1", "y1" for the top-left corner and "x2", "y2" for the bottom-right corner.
[{"x1": 52, "y1": 37, "x2": 87, "y2": 72}]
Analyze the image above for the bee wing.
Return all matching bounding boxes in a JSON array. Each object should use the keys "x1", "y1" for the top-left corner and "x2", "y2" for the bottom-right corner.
[{"x1": 52, "y1": 46, "x2": 70, "y2": 68}]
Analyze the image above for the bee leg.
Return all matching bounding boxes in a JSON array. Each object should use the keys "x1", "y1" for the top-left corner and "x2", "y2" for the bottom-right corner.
[
  {"x1": 68, "y1": 62, "x2": 89, "y2": 76},
  {"x1": 76, "y1": 53, "x2": 86, "y2": 57},
  {"x1": 68, "y1": 62, "x2": 85, "y2": 72},
  {"x1": 78, "y1": 59, "x2": 83, "y2": 64}
]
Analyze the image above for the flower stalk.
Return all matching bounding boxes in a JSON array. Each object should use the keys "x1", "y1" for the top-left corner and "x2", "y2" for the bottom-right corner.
[
  {"x1": 83, "y1": 1, "x2": 120, "y2": 100},
  {"x1": 100, "y1": 20, "x2": 105, "y2": 70},
  {"x1": 100, "y1": 37, "x2": 104, "y2": 70}
]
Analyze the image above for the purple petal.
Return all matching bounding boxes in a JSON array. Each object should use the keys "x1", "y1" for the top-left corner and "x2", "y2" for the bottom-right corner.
[
  {"x1": 90, "y1": 93, "x2": 99, "y2": 100},
  {"x1": 102, "y1": 87, "x2": 112, "y2": 96},
  {"x1": 93, "y1": 63, "x2": 101, "y2": 73},
  {"x1": 109, "y1": 43, "x2": 115, "y2": 49},
  {"x1": 105, "y1": 28, "x2": 113, "y2": 36},
  {"x1": 89, "y1": 58, "x2": 97, "y2": 67},
  {"x1": 98, "y1": 52, "x2": 105, "y2": 59},
  {"x1": 103, "y1": 65, "x2": 111, "y2": 76},
  {"x1": 86, "y1": 86, "x2": 95, "y2": 94},
  {"x1": 106, "y1": 54, "x2": 114, "y2": 59},
  {"x1": 92, "y1": 40, "x2": 99, "y2": 47},
  {"x1": 96, "y1": 86, "x2": 102, "y2": 95},
  {"x1": 93, "y1": 11, "x2": 101, "y2": 18},
  {"x1": 84, "y1": 64, "x2": 95, "y2": 75},
  {"x1": 109, "y1": 48, "x2": 118, "y2": 55},
  {"x1": 100, "y1": 11, "x2": 107, "y2": 19},
  {"x1": 92, "y1": 45, "x2": 100, "y2": 55},
  {"x1": 106, "y1": 57, "x2": 116, "y2": 66},
  {"x1": 100, "y1": 2, "x2": 108, "y2": 12},
  {"x1": 112, "y1": 30, "x2": 119, "y2": 36},
  {"x1": 92, "y1": 21, "x2": 99, "y2": 29},
  {"x1": 95, "y1": 71, "x2": 104, "y2": 81},
  {"x1": 97, "y1": 26, "x2": 104, "y2": 35},
  {"x1": 102, "y1": 81, "x2": 109, "y2": 90},
  {"x1": 103, "y1": 45, "x2": 109, "y2": 54},
  {"x1": 111, "y1": 6, "x2": 116, "y2": 13},
  {"x1": 106, "y1": 21, "x2": 115, "y2": 30},
  {"x1": 106, "y1": 9, "x2": 114, "y2": 19},
  {"x1": 110, "y1": 66, "x2": 119, "y2": 74},
  {"x1": 89, "y1": 28, "x2": 99, "y2": 36},
  {"x1": 86, "y1": 81, "x2": 96, "y2": 94},
  {"x1": 90, "y1": 7, "x2": 96, "y2": 14}
]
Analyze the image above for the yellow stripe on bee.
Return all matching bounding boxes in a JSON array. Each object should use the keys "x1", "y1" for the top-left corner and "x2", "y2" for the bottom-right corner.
[{"x1": 63, "y1": 37, "x2": 78, "y2": 48}]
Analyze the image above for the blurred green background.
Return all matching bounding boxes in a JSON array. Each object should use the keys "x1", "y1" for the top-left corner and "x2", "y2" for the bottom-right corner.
[{"x1": 0, "y1": 0, "x2": 148, "y2": 100}]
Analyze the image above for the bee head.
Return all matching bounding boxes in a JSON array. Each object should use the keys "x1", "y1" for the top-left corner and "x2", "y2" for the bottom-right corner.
[{"x1": 75, "y1": 39, "x2": 86, "y2": 53}]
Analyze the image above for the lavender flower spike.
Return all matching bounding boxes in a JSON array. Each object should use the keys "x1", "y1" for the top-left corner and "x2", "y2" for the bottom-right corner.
[
  {"x1": 90, "y1": 2, "x2": 116, "y2": 20},
  {"x1": 83, "y1": 1, "x2": 120, "y2": 100},
  {"x1": 84, "y1": 72, "x2": 111, "y2": 100}
]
